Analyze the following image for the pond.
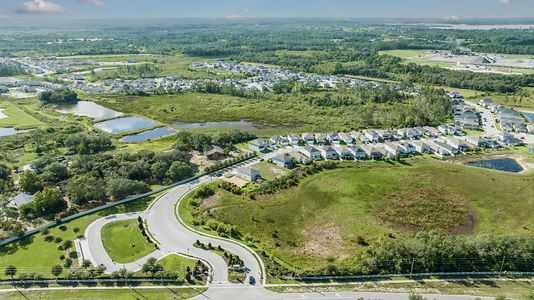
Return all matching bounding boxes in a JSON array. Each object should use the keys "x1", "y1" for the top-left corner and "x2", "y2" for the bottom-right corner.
[
  {"x1": 464, "y1": 158, "x2": 524, "y2": 173},
  {"x1": 174, "y1": 120, "x2": 257, "y2": 130},
  {"x1": 94, "y1": 116, "x2": 157, "y2": 134},
  {"x1": 0, "y1": 127, "x2": 33, "y2": 137},
  {"x1": 522, "y1": 111, "x2": 534, "y2": 123},
  {"x1": 119, "y1": 127, "x2": 177, "y2": 143},
  {"x1": 56, "y1": 101, "x2": 123, "y2": 120}
]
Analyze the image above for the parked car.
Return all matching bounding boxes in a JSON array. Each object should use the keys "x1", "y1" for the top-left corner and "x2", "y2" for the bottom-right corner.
[{"x1": 249, "y1": 276, "x2": 256, "y2": 285}]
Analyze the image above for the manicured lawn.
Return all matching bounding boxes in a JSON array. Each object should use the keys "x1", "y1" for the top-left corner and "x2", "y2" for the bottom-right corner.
[
  {"x1": 0, "y1": 287, "x2": 206, "y2": 300},
  {"x1": 185, "y1": 155, "x2": 534, "y2": 270},
  {"x1": 0, "y1": 100, "x2": 45, "y2": 129},
  {"x1": 157, "y1": 254, "x2": 198, "y2": 276},
  {"x1": 101, "y1": 219, "x2": 155, "y2": 264},
  {"x1": 0, "y1": 196, "x2": 156, "y2": 279}
]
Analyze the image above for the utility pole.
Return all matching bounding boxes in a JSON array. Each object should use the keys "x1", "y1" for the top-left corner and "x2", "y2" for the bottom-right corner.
[
  {"x1": 500, "y1": 256, "x2": 506, "y2": 273},
  {"x1": 410, "y1": 258, "x2": 415, "y2": 278}
]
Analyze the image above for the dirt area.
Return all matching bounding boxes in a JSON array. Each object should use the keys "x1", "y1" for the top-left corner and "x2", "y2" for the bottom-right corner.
[
  {"x1": 223, "y1": 176, "x2": 248, "y2": 188},
  {"x1": 268, "y1": 166, "x2": 287, "y2": 178},
  {"x1": 299, "y1": 223, "x2": 348, "y2": 260},
  {"x1": 199, "y1": 193, "x2": 220, "y2": 209}
]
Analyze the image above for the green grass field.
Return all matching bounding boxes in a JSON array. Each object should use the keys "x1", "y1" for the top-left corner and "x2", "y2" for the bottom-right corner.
[
  {"x1": 185, "y1": 155, "x2": 534, "y2": 270},
  {"x1": 380, "y1": 49, "x2": 427, "y2": 59},
  {"x1": 0, "y1": 196, "x2": 155, "y2": 279},
  {"x1": 101, "y1": 219, "x2": 156, "y2": 264},
  {"x1": 0, "y1": 287, "x2": 206, "y2": 300},
  {"x1": 0, "y1": 100, "x2": 45, "y2": 129}
]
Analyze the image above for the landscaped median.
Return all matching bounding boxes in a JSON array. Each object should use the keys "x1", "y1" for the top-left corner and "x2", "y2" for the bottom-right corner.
[{"x1": 101, "y1": 219, "x2": 156, "y2": 264}]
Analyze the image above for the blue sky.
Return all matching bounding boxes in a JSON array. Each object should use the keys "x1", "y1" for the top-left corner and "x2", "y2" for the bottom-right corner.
[{"x1": 0, "y1": 0, "x2": 533, "y2": 20}]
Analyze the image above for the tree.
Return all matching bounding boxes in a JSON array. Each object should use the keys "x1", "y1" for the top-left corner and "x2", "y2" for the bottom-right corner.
[
  {"x1": 105, "y1": 178, "x2": 149, "y2": 200},
  {"x1": 141, "y1": 257, "x2": 163, "y2": 275},
  {"x1": 4, "y1": 265, "x2": 16, "y2": 280},
  {"x1": 29, "y1": 187, "x2": 67, "y2": 217},
  {"x1": 18, "y1": 170, "x2": 42, "y2": 194},
  {"x1": 51, "y1": 264, "x2": 63, "y2": 278},
  {"x1": 39, "y1": 89, "x2": 78, "y2": 104},
  {"x1": 66, "y1": 175, "x2": 106, "y2": 205},
  {"x1": 0, "y1": 164, "x2": 10, "y2": 180},
  {"x1": 166, "y1": 161, "x2": 193, "y2": 181}
]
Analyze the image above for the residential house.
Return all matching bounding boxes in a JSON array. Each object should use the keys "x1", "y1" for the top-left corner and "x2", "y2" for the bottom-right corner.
[
  {"x1": 349, "y1": 131, "x2": 362, "y2": 142},
  {"x1": 287, "y1": 134, "x2": 301, "y2": 145},
  {"x1": 465, "y1": 136, "x2": 490, "y2": 149},
  {"x1": 334, "y1": 147, "x2": 353, "y2": 160},
  {"x1": 423, "y1": 126, "x2": 441, "y2": 137},
  {"x1": 384, "y1": 142, "x2": 405, "y2": 157},
  {"x1": 236, "y1": 167, "x2": 260, "y2": 182},
  {"x1": 347, "y1": 146, "x2": 367, "y2": 159},
  {"x1": 364, "y1": 130, "x2": 380, "y2": 143},
  {"x1": 326, "y1": 132, "x2": 341, "y2": 145},
  {"x1": 493, "y1": 132, "x2": 523, "y2": 147},
  {"x1": 315, "y1": 133, "x2": 327, "y2": 145},
  {"x1": 301, "y1": 132, "x2": 315, "y2": 144},
  {"x1": 338, "y1": 132, "x2": 354, "y2": 144},
  {"x1": 376, "y1": 146, "x2": 396, "y2": 159},
  {"x1": 376, "y1": 130, "x2": 393, "y2": 141},
  {"x1": 360, "y1": 144, "x2": 382, "y2": 159},
  {"x1": 479, "y1": 98, "x2": 494, "y2": 107},
  {"x1": 300, "y1": 146, "x2": 322, "y2": 160},
  {"x1": 290, "y1": 151, "x2": 311, "y2": 164},
  {"x1": 272, "y1": 154, "x2": 293, "y2": 168},
  {"x1": 410, "y1": 140, "x2": 431, "y2": 153},
  {"x1": 248, "y1": 138, "x2": 269, "y2": 152},
  {"x1": 7, "y1": 193, "x2": 34, "y2": 208},
  {"x1": 205, "y1": 145, "x2": 226, "y2": 160},
  {"x1": 398, "y1": 141, "x2": 416, "y2": 155},
  {"x1": 320, "y1": 146, "x2": 339, "y2": 160}
]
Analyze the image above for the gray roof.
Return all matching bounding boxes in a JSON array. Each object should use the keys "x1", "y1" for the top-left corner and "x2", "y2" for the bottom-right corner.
[{"x1": 8, "y1": 193, "x2": 34, "y2": 208}]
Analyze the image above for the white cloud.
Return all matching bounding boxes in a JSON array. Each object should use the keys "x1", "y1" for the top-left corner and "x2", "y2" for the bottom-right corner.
[
  {"x1": 500, "y1": 0, "x2": 511, "y2": 5},
  {"x1": 16, "y1": 0, "x2": 66, "y2": 14},
  {"x1": 0, "y1": 14, "x2": 10, "y2": 20},
  {"x1": 443, "y1": 15, "x2": 459, "y2": 20},
  {"x1": 78, "y1": 0, "x2": 104, "y2": 5}
]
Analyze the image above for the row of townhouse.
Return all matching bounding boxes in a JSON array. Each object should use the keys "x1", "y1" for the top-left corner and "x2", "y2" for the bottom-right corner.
[
  {"x1": 480, "y1": 99, "x2": 534, "y2": 134},
  {"x1": 277, "y1": 134, "x2": 520, "y2": 163},
  {"x1": 256, "y1": 126, "x2": 465, "y2": 151},
  {"x1": 453, "y1": 102, "x2": 480, "y2": 130}
]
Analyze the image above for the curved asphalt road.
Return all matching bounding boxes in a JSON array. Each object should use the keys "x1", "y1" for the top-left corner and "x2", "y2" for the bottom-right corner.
[{"x1": 80, "y1": 155, "x2": 270, "y2": 285}]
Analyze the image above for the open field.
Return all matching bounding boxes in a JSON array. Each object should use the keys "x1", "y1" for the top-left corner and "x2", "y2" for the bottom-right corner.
[
  {"x1": 0, "y1": 196, "x2": 156, "y2": 279},
  {"x1": 0, "y1": 99, "x2": 45, "y2": 129},
  {"x1": 101, "y1": 219, "x2": 155, "y2": 264},
  {"x1": 268, "y1": 279, "x2": 534, "y2": 299},
  {"x1": 0, "y1": 287, "x2": 206, "y2": 300},
  {"x1": 184, "y1": 154, "x2": 534, "y2": 269},
  {"x1": 380, "y1": 49, "x2": 427, "y2": 59},
  {"x1": 93, "y1": 93, "x2": 355, "y2": 134}
]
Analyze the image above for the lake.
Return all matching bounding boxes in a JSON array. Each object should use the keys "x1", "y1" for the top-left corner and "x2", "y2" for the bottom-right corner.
[
  {"x1": 119, "y1": 127, "x2": 177, "y2": 143},
  {"x1": 174, "y1": 120, "x2": 257, "y2": 130},
  {"x1": 464, "y1": 158, "x2": 524, "y2": 173},
  {"x1": 94, "y1": 116, "x2": 157, "y2": 134},
  {"x1": 56, "y1": 101, "x2": 123, "y2": 120},
  {"x1": 0, "y1": 127, "x2": 33, "y2": 137}
]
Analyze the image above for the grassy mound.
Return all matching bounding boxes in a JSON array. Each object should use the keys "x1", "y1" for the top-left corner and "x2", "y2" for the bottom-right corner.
[{"x1": 101, "y1": 219, "x2": 155, "y2": 264}]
